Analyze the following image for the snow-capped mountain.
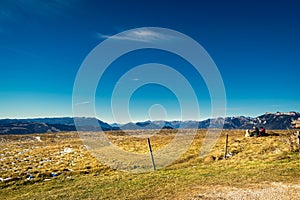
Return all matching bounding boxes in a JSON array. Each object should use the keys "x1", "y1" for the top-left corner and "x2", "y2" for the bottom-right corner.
[
  {"x1": 117, "y1": 112, "x2": 300, "y2": 130},
  {"x1": 0, "y1": 112, "x2": 299, "y2": 134}
]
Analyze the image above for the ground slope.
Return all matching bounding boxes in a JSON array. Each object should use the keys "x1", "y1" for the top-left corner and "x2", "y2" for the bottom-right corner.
[{"x1": 0, "y1": 129, "x2": 300, "y2": 199}]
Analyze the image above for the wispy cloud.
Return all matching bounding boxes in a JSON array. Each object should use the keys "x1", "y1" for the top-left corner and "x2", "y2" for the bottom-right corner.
[
  {"x1": 97, "y1": 28, "x2": 176, "y2": 43},
  {"x1": 74, "y1": 101, "x2": 91, "y2": 106},
  {"x1": 132, "y1": 78, "x2": 140, "y2": 81}
]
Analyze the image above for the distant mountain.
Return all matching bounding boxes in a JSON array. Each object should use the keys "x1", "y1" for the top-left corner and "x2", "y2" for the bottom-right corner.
[
  {"x1": 0, "y1": 112, "x2": 299, "y2": 134},
  {"x1": 0, "y1": 122, "x2": 70, "y2": 134},
  {"x1": 0, "y1": 117, "x2": 115, "y2": 134},
  {"x1": 220, "y1": 112, "x2": 300, "y2": 129},
  {"x1": 252, "y1": 112, "x2": 300, "y2": 129},
  {"x1": 117, "y1": 112, "x2": 300, "y2": 130},
  {"x1": 0, "y1": 117, "x2": 72, "y2": 126},
  {"x1": 120, "y1": 121, "x2": 161, "y2": 130}
]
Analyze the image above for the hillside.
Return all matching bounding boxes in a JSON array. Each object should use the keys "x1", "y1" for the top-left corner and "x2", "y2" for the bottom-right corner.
[
  {"x1": 0, "y1": 117, "x2": 115, "y2": 134},
  {"x1": 0, "y1": 129, "x2": 300, "y2": 199}
]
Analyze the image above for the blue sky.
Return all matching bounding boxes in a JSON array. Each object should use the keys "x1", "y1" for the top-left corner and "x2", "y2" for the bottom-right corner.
[{"x1": 0, "y1": 0, "x2": 300, "y2": 122}]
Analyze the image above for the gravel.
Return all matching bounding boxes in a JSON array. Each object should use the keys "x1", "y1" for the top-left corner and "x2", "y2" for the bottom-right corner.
[{"x1": 191, "y1": 182, "x2": 300, "y2": 200}]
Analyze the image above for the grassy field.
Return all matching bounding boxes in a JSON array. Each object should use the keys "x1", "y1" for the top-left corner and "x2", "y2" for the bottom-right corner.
[{"x1": 1, "y1": 129, "x2": 300, "y2": 199}]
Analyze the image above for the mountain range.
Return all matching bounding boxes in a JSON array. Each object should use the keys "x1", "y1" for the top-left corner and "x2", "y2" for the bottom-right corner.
[{"x1": 0, "y1": 112, "x2": 299, "y2": 134}]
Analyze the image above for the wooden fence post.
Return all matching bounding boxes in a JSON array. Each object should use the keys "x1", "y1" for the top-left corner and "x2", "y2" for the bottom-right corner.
[
  {"x1": 147, "y1": 138, "x2": 156, "y2": 171},
  {"x1": 224, "y1": 134, "x2": 229, "y2": 159}
]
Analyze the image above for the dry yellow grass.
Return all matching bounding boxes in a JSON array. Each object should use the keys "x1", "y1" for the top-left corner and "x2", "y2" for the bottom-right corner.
[{"x1": 0, "y1": 129, "x2": 300, "y2": 199}]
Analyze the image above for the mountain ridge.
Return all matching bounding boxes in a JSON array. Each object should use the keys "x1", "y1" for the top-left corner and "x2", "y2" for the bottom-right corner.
[{"x1": 0, "y1": 111, "x2": 299, "y2": 134}]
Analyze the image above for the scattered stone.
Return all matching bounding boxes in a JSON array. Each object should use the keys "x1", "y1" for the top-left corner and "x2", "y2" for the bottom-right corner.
[
  {"x1": 203, "y1": 156, "x2": 216, "y2": 163},
  {"x1": 26, "y1": 175, "x2": 34, "y2": 180},
  {"x1": 34, "y1": 136, "x2": 42, "y2": 142},
  {"x1": 62, "y1": 147, "x2": 73, "y2": 154},
  {"x1": 18, "y1": 149, "x2": 29, "y2": 154},
  {"x1": 39, "y1": 159, "x2": 51, "y2": 164},
  {"x1": 50, "y1": 172, "x2": 58, "y2": 177},
  {"x1": 1, "y1": 177, "x2": 12, "y2": 182},
  {"x1": 226, "y1": 152, "x2": 233, "y2": 158}
]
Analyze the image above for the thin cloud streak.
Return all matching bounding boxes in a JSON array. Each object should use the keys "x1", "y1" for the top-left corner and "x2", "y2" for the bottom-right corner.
[
  {"x1": 74, "y1": 101, "x2": 91, "y2": 106},
  {"x1": 97, "y1": 28, "x2": 176, "y2": 42}
]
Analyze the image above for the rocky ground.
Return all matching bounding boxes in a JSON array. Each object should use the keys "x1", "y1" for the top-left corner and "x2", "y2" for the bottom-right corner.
[{"x1": 0, "y1": 132, "x2": 105, "y2": 184}]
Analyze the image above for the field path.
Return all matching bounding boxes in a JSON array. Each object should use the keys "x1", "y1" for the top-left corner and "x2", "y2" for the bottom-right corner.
[{"x1": 188, "y1": 182, "x2": 300, "y2": 200}]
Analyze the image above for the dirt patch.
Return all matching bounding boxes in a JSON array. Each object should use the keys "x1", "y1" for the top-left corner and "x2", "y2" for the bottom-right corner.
[{"x1": 190, "y1": 182, "x2": 300, "y2": 200}]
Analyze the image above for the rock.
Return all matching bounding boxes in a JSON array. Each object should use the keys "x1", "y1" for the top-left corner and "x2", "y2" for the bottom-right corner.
[
  {"x1": 1, "y1": 177, "x2": 12, "y2": 182},
  {"x1": 62, "y1": 147, "x2": 73, "y2": 154},
  {"x1": 34, "y1": 136, "x2": 42, "y2": 142},
  {"x1": 225, "y1": 152, "x2": 233, "y2": 158},
  {"x1": 26, "y1": 175, "x2": 34, "y2": 180},
  {"x1": 39, "y1": 159, "x2": 51, "y2": 164},
  {"x1": 203, "y1": 156, "x2": 216, "y2": 163},
  {"x1": 50, "y1": 172, "x2": 58, "y2": 177}
]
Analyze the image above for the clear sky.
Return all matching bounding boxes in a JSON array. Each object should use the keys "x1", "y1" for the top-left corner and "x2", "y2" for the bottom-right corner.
[{"x1": 0, "y1": 0, "x2": 300, "y2": 123}]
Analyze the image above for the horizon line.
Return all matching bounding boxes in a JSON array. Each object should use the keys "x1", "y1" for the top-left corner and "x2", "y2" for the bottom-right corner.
[{"x1": 0, "y1": 111, "x2": 298, "y2": 124}]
